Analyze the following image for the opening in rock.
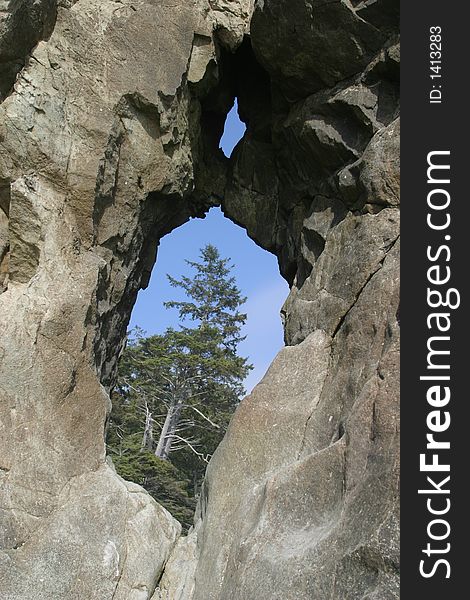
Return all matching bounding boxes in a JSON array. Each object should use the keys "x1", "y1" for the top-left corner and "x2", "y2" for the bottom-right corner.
[
  {"x1": 107, "y1": 206, "x2": 288, "y2": 530},
  {"x1": 219, "y1": 99, "x2": 246, "y2": 158}
]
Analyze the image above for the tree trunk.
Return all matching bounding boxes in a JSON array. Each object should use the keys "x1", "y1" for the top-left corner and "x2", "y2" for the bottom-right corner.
[
  {"x1": 155, "y1": 391, "x2": 185, "y2": 460},
  {"x1": 141, "y1": 403, "x2": 154, "y2": 451},
  {"x1": 155, "y1": 404, "x2": 174, "y2": 460}
]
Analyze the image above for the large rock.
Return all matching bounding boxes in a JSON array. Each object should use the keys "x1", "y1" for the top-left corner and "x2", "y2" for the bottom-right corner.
[
  {"x1": 1, "y1": 466, "x2": 181, "y2": 600},
  {"x1": 0, "y1": 1, "x2": 399, "y2": 598}
]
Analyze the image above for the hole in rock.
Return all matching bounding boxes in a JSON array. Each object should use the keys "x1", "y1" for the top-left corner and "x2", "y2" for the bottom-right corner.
[
  {"x1": 219, "y1": 98, "x2": 246, "y2": 158},
  {"x1": 107, "y1": 207, "x2": 289, "y2": 530},
  {"x1": 197, "y1": 36, "x2": 273, "y2": 162}
]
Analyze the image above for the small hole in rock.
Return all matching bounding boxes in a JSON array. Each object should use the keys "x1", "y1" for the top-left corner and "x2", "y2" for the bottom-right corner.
[{"x1": 219, "y1": 98, "x2": 246, "y2": 158}]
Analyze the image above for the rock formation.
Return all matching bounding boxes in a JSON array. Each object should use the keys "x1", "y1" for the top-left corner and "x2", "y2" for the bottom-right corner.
[{"x1": 0, "y1": 1, "x2": 399, "y2": 598}]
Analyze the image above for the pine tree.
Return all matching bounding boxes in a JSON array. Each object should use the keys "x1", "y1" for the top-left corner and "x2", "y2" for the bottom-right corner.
[
  {"x1": 107, "y1": 244, "x2": 252, "y2": 525},
  {"x1": 165, "y1": 244, "x2": 247, "y2": 352}
]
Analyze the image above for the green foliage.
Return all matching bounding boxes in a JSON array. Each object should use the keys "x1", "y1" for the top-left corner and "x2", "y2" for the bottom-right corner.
[
  {"x1": 106, "y1": 244, "x2": 251, "y2": 530},
  {"x1": 165, "y1": 244, "x2": 247, "y2": 351},
  {"x1": 110, "y1": 435, "x2": 196, "y2": 529}
]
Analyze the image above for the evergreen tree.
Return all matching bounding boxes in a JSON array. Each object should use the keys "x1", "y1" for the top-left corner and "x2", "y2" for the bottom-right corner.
[{"x1": 107, "y1": 244, "x2": 251, "y2": 528}]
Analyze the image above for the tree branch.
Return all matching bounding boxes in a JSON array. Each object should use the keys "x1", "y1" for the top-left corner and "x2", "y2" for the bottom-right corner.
[
  {"x1": 167, "y1": 434, "x2": 211, "y2": 463},
  {"x1": 187, "y1": 405, "x2": 221, "y2": 429}
]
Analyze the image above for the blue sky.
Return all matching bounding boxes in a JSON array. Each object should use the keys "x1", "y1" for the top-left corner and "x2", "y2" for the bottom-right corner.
[{"x1": 129, "y1": 101, "x2": 289, "y2": 393}]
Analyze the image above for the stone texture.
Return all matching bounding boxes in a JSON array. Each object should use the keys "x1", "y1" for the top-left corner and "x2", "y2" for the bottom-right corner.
[
  {"x1": 0, "y1": 0, "x2": 58, "y2": 100},
  {"x1": 0, "y1": 1, "x2": 399, "y2": 599},
  {"x1": 0, "y1": 466, "x2": 181, "y2": 600},
  {"x1": 283, "y1": 208, "x2": 399, "y2": 345},
  {"x1": 153, "y1": 529, "x2": 198, "y2": 600},
  {"x1": 358, "y1": 118, "x2": 400, "y2": 208},
  {"x1": 251, "y1": 0, "x2": 387, "y2": 100}
]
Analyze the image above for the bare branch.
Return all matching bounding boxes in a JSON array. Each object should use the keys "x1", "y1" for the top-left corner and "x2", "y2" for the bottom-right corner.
[
  {"x1": 167, "y1": 434, "x2": 211, "y2": 463},
  {"x1": 187, "y1": 405, "x2": 221, "y2": 429}
]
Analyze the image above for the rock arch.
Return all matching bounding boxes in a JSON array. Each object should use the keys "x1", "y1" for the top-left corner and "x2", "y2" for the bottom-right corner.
[{"x1": 0, "y1": 2, "x2": 399, "y2": 599}]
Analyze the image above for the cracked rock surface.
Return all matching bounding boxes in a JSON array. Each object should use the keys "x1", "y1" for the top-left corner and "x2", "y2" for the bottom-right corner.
[{"x1": 0, "y1": 1, "x2": 399, "y2": 599}]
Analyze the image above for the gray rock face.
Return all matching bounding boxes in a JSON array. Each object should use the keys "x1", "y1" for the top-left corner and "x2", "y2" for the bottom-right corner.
[
  {"x1": 251, "y1": 0, "x2": 389, "y2": 100},
  {"x1": 0, "y1": 0, "x2": 58, "y2": 100},
  {"x1": 0, "y1": 1, "x2": 399, "y2": 599}
]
